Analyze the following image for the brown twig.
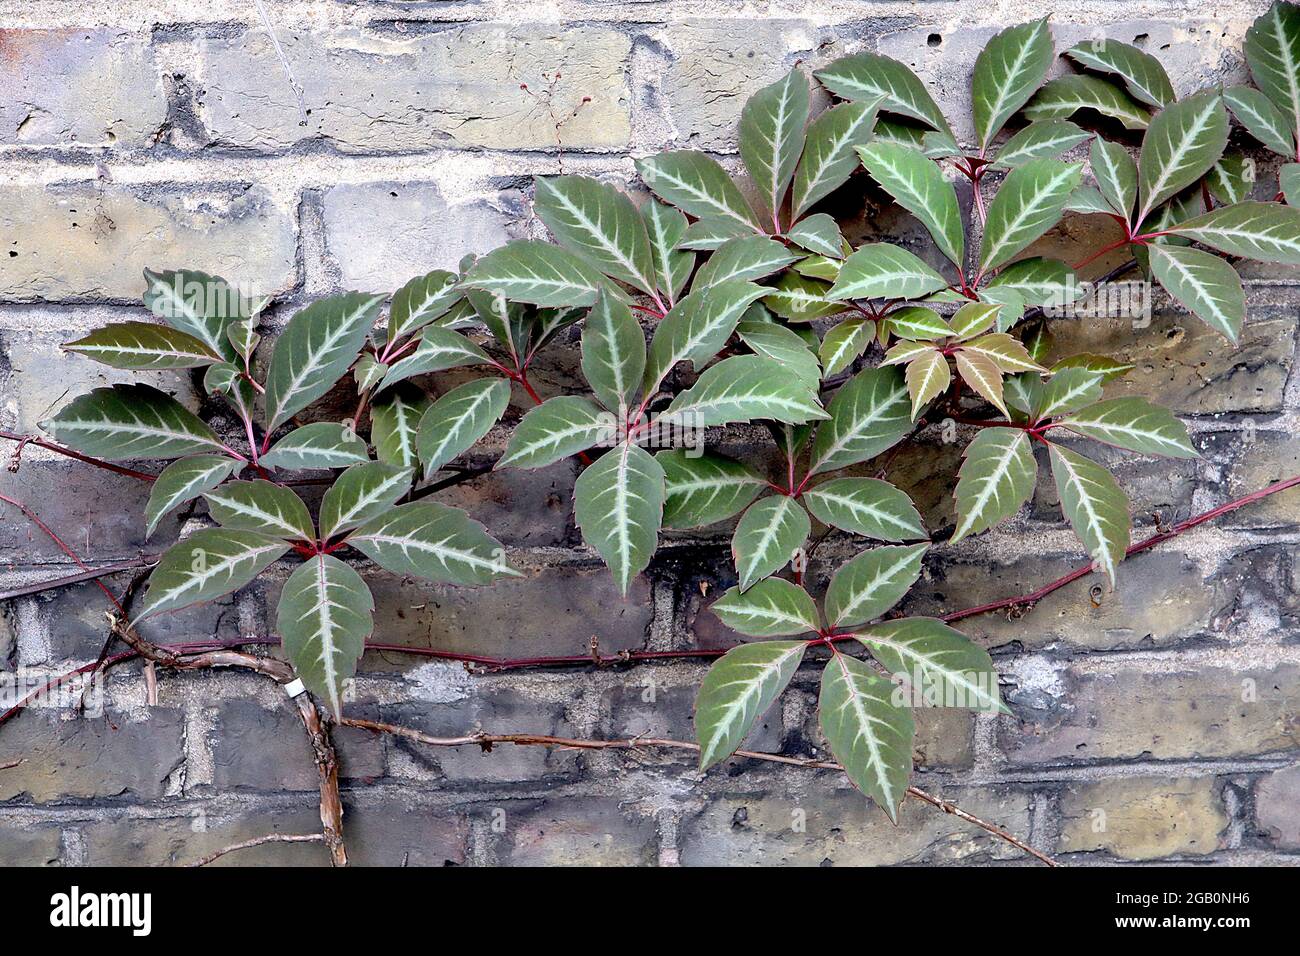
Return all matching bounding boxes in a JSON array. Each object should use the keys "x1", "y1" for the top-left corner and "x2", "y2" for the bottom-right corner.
[
  {"x1": 341, "y1": 717, "x2": 1057, "y2": 867},
  {"x1": 0, "y1": 430, "x2": 156, "y2": 482},
  {"x1": 187, "y1": 832, "x2": 324, "y2": 868},
  {"x1": 943, "y1": 473, "x2": 1300, "y2": 623},
  {"x1": 0, "y1": 556, "x2": 157, "y2": 602},
  {"x1": 106, "y1": 615, "x2": 348, "y2": 867},
  {"x1": 0, "y1": 758, "x2": 21, "y2": 771}
]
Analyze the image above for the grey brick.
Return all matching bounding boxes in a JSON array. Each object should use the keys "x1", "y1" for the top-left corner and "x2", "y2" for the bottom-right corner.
[
  {"x1": 195, "y1": 26, "x2": 632, "y2": 152},
  {"x1": 0, "y1": 182, "x2": 296, "y2": 302},
  {"x1": 0, "y1": 29, "x2": 166, "y2": 149},
  {"x1": 322, "y1": 182, "x2": 516, "y2": 293},
  {"x1": 0, "y1": 707, "x2": 186, "y2": 803}
]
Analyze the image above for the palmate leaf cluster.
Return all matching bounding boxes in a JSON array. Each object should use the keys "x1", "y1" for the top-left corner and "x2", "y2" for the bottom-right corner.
[{"x1": 37, "y1": 6, "x2": 1300, "y2": 819}]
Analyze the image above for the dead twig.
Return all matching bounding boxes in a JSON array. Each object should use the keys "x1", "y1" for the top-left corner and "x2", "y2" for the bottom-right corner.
[
  {"x1": 0, "y1": 758, "x2": 22, "y2": 771},
  {"x1": 187, "y1": 833, "x2": 324, "y2": 868},
  {"x1": 341, "y1": 717, "x2": 1058, "y2": 867},
  {"x1": 107, "y1": 615, "x2": 348, "y2": 867}
]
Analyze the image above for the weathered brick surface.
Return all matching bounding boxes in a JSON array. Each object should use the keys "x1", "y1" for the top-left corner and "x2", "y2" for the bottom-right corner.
[
  {"x1": 194, "y1": 26, "x2": 633, "y2": 152},
  {"x1": 1254, "y1": 764, "x2": 1300, "y2": 850},
  {"x1": 0, "y1": 708, "x2": 186, "y2": 803},
  {"x1": 0, "y1": 183, "x2": 296, "y2": 301},
  {"x1": 679, "y1": 785, "x2": 1033, "y2": 865},
  {"x1": 0, "y1": 1, "x2": 1296, "y2": 868},
  {"x1": 0, "y1": 28, "x2": 167, "y2": 149},
  {"x1": 1057, "y1": 776, "x2": 1228, "y2": 861},
  {"x1": 322, "y1": 182, "x2": 517, "y2": 293},
  {"x1": 1001, "y1": 665, "x2": 1300, "y2": 766},
  {"x1": 0, "y1": 819, "x2": 62, "y2": 865}
]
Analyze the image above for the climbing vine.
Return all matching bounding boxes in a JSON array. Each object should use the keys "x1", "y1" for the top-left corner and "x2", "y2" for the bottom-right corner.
[{"x1": 7, "y1": 5, "x2": 1300, "y2": 865}]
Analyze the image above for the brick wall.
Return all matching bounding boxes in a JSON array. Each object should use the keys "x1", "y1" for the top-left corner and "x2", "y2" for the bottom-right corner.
[{"x1": 0, "y1": 0, "x2": 1297, "y2": 866}]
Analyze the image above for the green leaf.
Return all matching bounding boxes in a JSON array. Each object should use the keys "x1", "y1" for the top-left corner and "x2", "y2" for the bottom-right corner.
[
  {"x1": 1066, "y1": 185, "x2": 1118, "y2": 215},
  {"x1": 379, "y1": 326, "x2": 491, "y2": 393},
  {"x1": 807, "y1": 365, "x2": 912, "y2": 477},
  {"x1": 260, "y1": 423, "x2": 370, "y2": 471},
  {"x1": 142, "y1": 268, "x2": 246, "y2": 361},
  {"x1": 1135, "y1": 90, "x2": 1229, "y2": 224},
  {"x1": 1147, "y1": 242, "x2": 1246, "y2": 341},
  {"x1": 1023, "y1": 74, "x2": 1152, "y2": 131},
  {"x1": 1065, "y1": 39, "x2": 1175, "y2": 109},
  {"x1": 679, "y1": 217, "x2": 753, "y2": 251},
  {"x1": 732, "y1": 496, "x2": 811, "y2": 591},
  {"x1": 644, "y1": 280, "x2": 769, "y2": 390},
  {"x1": 1207, "y1": 154, "x2": 1255, "y2": 206},
  {"x1": 949, "y1": 302, "x2": 1001, "y2": 340},
  {"x1": 1048, "y1": 442, "x2": 1131, "y2": 588},
  {"x1": 696, "y1": 641, "x2": 806, "y2": 770},
  {"x1": 349, "y1": 501, "x2": 517, "y2": 585},
  {"x1": 958, "y1": 332, "x2": 1044, "y2": 373},
  {"x1": 979, "y1": 159, "x2": 1083, "y2": 272},
  {"x1": 1168, "y1": 200, "x2": 1300, "y2": 264},
  {"x1": 145, "y1": 455, "x2": 238, "y2": 539},
  {"x1": 573, "y1": 443, "x2": 665, "y2": 595},
  {"x1": 828, "y1": 243, "x2": 950, "y2": 301},
  {"x1": 884, "y1": 306, "x2": 951, "y2": 341},
  {"x1": 711, "y1": 578, "x2": 820, "y2": 637},
  {"x1": 740, "y1": 68, "x2": 811, "y2": 223},
  {"x1": 825, "y1": 542, "x2": 928, "y2": 629},
  {"x1": 642, "y1": 200, "x2": 693, "y2": 304},
  {"x1": 818, "y1": 652, "x2": 914, "y2": 822},
  {"x1": 371, "y1": 383, "x2": 431, "y2": 470},
  {"x1": 204, "y1": 479, "x2": 315, "y2": 541},
  {"x1": 534, "y1": 176, "x2": 658, "y2": 296},
  {"x1": 762, "y1": 271, "x2": 845, "y2": 321},
  {"x1": 635, "y1": 151, "x2": 762, "y2": 232},
  {"x1": 497, "y1": 396, "x2": 609, "y2": 470},
  {"x1": 693, "y1": 236, "x2": 798, "y2": 289},
  {"x1": 793, "y1": 254, "x2": 842, "y2": 281},
  {"x1": 956, "y1": 351, "x2": 1009, "y2": 416},
  {"x1": 137, "y1": 528, "x2": 289, "y2": 620},
  {"x1": 905, "y1": 350, "x2": 951, "y2": 419},
  {"x1": 660, "y1": 355, "x2": 828, "y2": 429},
  {"x1": 1059, "y1": 397, "x2": 1198, "y2": 458},
  {"x1": 1245, "y1": 0, "x2": 1300, "y2": 131},
  {"x1": 40, "y1": 384, "x2": 225, "y2": 460},
  {"x1": 265, "y1": 292, "x2": 383, "y2": 430},
  {"x1": 277, "y1": 554, "x2": 373, "y2": 719},
  {"x1": 1090, "y1": 137, "x2": 1139, "y2": 220},
  {"x1": 736, "y1": 320, "x2": 822, "y2": 390},
  {"x1": 1037, "y1": 367, "x2": 1105, "y2": 419},
  {"x1": 783, "y1": 214, "x2": 844, "y2": 259},
  {"x1": 802, "y1": 477, "x2": 926, "y2": 542},
  {"x1": 319, "y1": 461, "x2": 413, "y2": 541},
  {"x1": 353, "y1": 354, "x2": 387, "y2": 392},
  {"x1": 977, "y1": 286, "x2": 1026, "y2": 332},
  {"x1": 993, "y1": 120, "x2": 1090, "y2": 169},
  {"x1": 984, "y1": 257, "x2": 1082, "y2": 309},
  {"x1": 416, "y1": 378, "x2": 510, "y2": 478},
  {"x1": 856, "y1": 142, "x2": 964, "y2": 268},
  {"x1": 388, "y1": 270, "x2": 461, "y2": 344},
  {"x1": 581, "y1": 291, "x2": 646, "y2": 413},
  {"x1": 791, "y1": 100, "x2": 881, "y2": 220},
  {"x1": 857, "y1": 617, "x2": 1008, "y2": 713},
  {"x1": 972, "y1": 17, "x2": 1055, "y2": 149},
  {"x1": 65, "y1": 321, "x2": 222, "y2": 370},
  {"x1": 658, "y1": 450, "x2": 766, "y2": 529},
  {"x1": 462, "y1": 239, "x2": 612, "y2": 307},
  {"x1": 951, "y1": 427, "x2": 1037, "y2": 541},
  {"x1": 1050, "y1": 354, "x2": 1135, "y2": 383},
  {"x1": 820, "y1": 318, "x2": 874, "y2": 376},
  {"x1": 1224, "y1": 85, "x2": 1296, "y2": 156},
  {"x1": 815, "y1": 52, "x2": 951, "y2": 133},
  {"x1": 1283, "y1": 163, "x2": 1300, "y2": 204},
  {"x1": 469, "y1": 290, "x2": 531, "y2": 364}
]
